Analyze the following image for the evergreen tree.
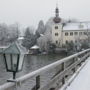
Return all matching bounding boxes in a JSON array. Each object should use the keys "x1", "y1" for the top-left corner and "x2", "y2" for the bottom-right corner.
[
  {"x1": 36, "y1": 20, "x2": 45, "y2": 35},
  {"x1": 22, "y1": 27, "x2": 36, "y2": 49}
]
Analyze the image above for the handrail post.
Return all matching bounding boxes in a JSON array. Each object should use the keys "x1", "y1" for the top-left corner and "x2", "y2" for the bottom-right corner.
[
  {"x1": 72, "y1": 57, "x2": 77, "y2": 73},
  {"x1": 62, "y1": 62, "x2": 65, "y2": 85},
  {"x1": 31, "y1": 75, "x2": 40, "y2": 90},
  {"x1": 36, "y1": 75, "x2": 40, "y2": 89}
]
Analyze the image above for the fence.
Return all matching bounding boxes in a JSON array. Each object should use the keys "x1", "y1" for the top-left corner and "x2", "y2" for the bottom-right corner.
[{"x1": 0, "y1": 49, "x2": 90, "y2": 90}]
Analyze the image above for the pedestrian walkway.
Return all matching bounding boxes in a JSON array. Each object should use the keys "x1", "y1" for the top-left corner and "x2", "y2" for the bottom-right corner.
[{"x1": 64, "y1": 57, "x2": 90, "y2": 90}]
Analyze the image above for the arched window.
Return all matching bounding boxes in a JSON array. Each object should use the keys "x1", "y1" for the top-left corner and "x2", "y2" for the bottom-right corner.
[
  {"x1": 55, "y1": 33, "x2": 58, "y2": 36},
  {"x1": 70, "y1": 32, "x2": 73, "y2": 36},
  {"x1": 65, "y1": 32, "x2": 68, "y2": 36},
  {"x1": 55, "y1": 26, "x2": 58, "y2": 29}
]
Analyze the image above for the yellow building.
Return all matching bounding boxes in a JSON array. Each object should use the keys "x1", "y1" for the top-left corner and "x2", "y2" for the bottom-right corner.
[{"x1": 51, "y1": 7, "x2": 90, "y2": 47}]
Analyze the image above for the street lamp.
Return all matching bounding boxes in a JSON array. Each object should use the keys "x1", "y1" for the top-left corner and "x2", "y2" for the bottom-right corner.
[{"x1": 3, "y1": 42, "x2": 25, "y2": 80}]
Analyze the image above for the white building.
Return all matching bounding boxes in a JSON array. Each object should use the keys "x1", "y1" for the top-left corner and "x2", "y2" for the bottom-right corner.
[{"x1": 51, "y1": 6, "x2": 90, "y2": 47}]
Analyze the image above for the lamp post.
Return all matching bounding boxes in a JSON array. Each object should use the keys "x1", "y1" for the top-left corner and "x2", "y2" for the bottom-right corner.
[{"x1": 3, "y1": 42, "x2": 25, "y2": 80}]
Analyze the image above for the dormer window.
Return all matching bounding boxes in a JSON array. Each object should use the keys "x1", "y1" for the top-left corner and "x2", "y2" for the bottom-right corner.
[{"x1": 55, "y1": 26, "x2": 58, "y2": 29}]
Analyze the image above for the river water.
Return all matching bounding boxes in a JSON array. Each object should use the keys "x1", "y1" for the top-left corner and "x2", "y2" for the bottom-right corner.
[{"x1": 0, "y1": 54, "x2": 66, "y2": 89}]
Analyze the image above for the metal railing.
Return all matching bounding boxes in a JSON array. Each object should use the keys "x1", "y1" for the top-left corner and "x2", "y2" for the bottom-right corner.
[{"x1": 0, "y1": 49, "x2": 90, "y2": 90}]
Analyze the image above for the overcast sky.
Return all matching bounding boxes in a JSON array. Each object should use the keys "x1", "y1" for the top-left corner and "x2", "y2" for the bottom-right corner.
[{"x1": 0, "y1": 0, "x2": 90, "y2": 28}]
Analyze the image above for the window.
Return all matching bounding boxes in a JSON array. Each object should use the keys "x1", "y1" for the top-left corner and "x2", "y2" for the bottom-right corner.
[
  {"x1": 71, "y1": 40, "x2": 73, "y2": 43},
  {"x1": 84, "y1": 32, "x2": 87, "y2": 35},
  {"x1": 56, "y1": 41, "x2": 58, "y2": 44},
  {"x1": 79, "y1": 32, "x2": 82, "y2": 35},
  {"x1": 55, "y1": 33, "x2": 58, "y2": 36},
  {"x1": 65, "y1": 32, "x2": 68, "y2": 36},
  {"x1": 75, "y1": 40, "x2": 77, "y2": 43},
  {"x1": 74, "y1": 32, "x2": 78, "y2": 35},
  {"x1": 70, "y1": 32, "x2": 73, "y2": 36},
  {"x1": 66, "y1": 40, "x2": 68, "y2": 44},
  {"x1": 55, "y1": 26, "x2": 58, "y2": 29},
  {"x1": 89, "y1": 32, "x2": 90, "y2": 35}
]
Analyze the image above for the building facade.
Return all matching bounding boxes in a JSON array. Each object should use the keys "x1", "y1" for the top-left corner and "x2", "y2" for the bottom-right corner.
[{"x1": 51, "y1": 7, "x2": 90, "y2": 47}]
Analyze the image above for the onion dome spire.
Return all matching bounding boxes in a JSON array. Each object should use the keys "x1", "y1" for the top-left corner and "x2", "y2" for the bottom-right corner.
[
  {"x1": 53, "y1": 4, "x2": 61, "y2": 23},
  {"x1": 55, "y1": 3, "x2": 59, "y2": 17}
]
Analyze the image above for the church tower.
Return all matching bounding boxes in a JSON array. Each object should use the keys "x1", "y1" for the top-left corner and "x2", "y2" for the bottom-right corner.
[{"x1": 51, "y1": 6, "x2": 63, "y2": 47}]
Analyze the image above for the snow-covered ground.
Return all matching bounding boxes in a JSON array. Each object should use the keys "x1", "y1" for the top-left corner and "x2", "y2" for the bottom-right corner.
[{"x1": 65, "y1": 57, "x2": 90, "y2": 90}]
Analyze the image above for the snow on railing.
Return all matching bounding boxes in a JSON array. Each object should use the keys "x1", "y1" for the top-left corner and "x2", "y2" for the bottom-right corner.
[{"x1": 0, "y1": 49, "x2": 90, "y2": 90}]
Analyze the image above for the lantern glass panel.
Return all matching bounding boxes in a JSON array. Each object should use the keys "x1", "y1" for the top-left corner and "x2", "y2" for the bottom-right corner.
[
  {"x1": 5, "y1": 54, "x2": 11, "y2": 70},
  {"x1": 18, "y1": 54, "x2": 24, "y2": 71},
  {"x1": 12, "y1": 54, "x2": 18, "y2": 71}
]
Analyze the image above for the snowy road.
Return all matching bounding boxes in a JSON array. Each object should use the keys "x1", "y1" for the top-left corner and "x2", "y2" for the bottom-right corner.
[{"x1": 65, "y1": 57, "x2": 90, "y2": 90}]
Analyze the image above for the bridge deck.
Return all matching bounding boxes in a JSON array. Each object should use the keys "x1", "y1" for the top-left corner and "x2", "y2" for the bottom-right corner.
[{"x1": 64, "y1": 57, "x2": 90, "y2": 90}]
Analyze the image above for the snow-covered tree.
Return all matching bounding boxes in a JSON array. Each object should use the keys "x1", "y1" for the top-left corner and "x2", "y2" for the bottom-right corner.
[
  {"x1": 37, "y1": 33, "x2": 52, "y2": 52},
  {"x1": 36, "y1": 20, "x2": 45, "y2": 35},
  {"x1": 22, "y1": 27, "x2": 37, "y2": 49}
]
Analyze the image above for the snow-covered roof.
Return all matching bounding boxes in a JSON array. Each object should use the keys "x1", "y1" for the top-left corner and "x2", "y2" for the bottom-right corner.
[
  {"x1": 63, "y1": 23, "x2": 90, "y2": 31},
  {"x1": 0, "y1": 46, "x2": 8, "y2": 49},
  {"x1": 40, "y1": 34, "x2": 44, "y2": 37},
  {"x1": 30, "y1": 45, "x2": 39, "y2": 49},
  {"x1": 18, "y1": 36, "x2": 24, "y2": 40}
]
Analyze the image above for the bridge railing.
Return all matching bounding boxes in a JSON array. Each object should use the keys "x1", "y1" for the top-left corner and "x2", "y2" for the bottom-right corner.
[{"x1": 0, "y1": 49, "x2": 90, "y2": 90}]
